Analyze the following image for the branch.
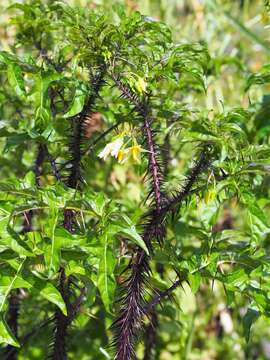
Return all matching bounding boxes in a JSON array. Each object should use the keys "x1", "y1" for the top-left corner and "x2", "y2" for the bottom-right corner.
[
  {"x1": 145, "y1": 279, "x2": 181, "y2": 313},
  {"x1": 111, "y1": 73, "x2": 144, "y2": 114},
  {"x1": 111, "y1": 74, "x2": 166, "y2": 360},
  {"x1": 145, "y1": 256, "x2": 215, "y2": 313},
  {"x1": 142, "y1": 114, "x2": 163, "y2": 212},
  {"x1": 143, "y1": 310, "x2": 158, "y2": 360},
  {"x1": 69, "y1": 287, "x2": 86, "y2": 324},
  {"x1": 51, "y1": 270, "x2": 85, "y2": 360},
  {"x1": 45, "y1": 147, "x2": 61, "y2": 182},
  {"x1": 162, "y1": 147, "x2": 210, "y2": 214},
  {"x1": 144, "y1": 146, "x2": 211, "y2": 232},
  {"x1": 113, "y1": 146, "x2": 210, "y2": 360},
  {"x1": 113, "y1": 250, "x2": 150, "y2": 360},
  {"x1": 33, "y1": 144, "x2": 46, "y2": 186},
  {"x1": 51, "y1": 269, "x2": 69, "y2": 360},
  {"x1": 83, "y1": 120, "x2": 122, "y2": 156},
  {"x1": 111, "y1": 74, "x2": 165, "y2": 223},
  {"x1": 67, "y1": 64, "x2": 106, "y2": 189}
]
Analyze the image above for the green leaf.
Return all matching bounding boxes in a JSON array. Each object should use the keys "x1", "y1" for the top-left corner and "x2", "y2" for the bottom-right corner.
[
  {"x1": 247, "y1": 202, "x2": 270, "y2": 243},
  {"x1": 0, "y1": 237, "x2": 33, "y2": 257},
  {"x1": 34, "y1": 280, "x2": 67, "y2": 315},
  {"x1": 97, "y1": 234, "x2": 116, "y2": 312},
  {"x1": 188, "y1": 272, "x2": 201, "y2": 293},
  {"x1": 200, "y1": 200, "x2": 220, "y2": 228},
  {"x1": 44, "y1": 207, "x2": 59, "y2": 276},
  {"x1": 89, "y1": 192, "x2": 108, "y2": 217},
  {"x1": 54, "y1": 227, "x2": 78, "y2": 248},
  {"x1": 0, "y1": 316, "x2": 20, "y2": 347},
  {"x1": 108, "y1": 223, "x2": 149, "y2": 255},
  {"x1": 0, "y1": 258, "x2": 25, "y2": 313},
  {"x1": 243, "y1": 308, "x2": 260, "y2": 342},
  {"x1": 120, "y1": 225, "x2": 149, "y2": 255},
  {"x1": 0, "y1": 50, "x2": 16, "y2": 65},
  {"x1": 4, "y1": 133, "x2": 30, "y2": 152},
  {"x1": 66, "y1": 260, "x2": 86, "y2": 276},
  {"x1": 224, "y1": 269, "x2": 249, "y2": 289},
  {"x1": 7, "y1": 63, "x2": 26, "y2": 97},
  {"x1": 246, "y1": 67, "x2": 270, "y2": 90},
  {"x1": 32, "y1": 71, "x2": 63, "y2": 131},
  {"x1": 63, "y1": 84, "x2": 87, "y2": 118}
]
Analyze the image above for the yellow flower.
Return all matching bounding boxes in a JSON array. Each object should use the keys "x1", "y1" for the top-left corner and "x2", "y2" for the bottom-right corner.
[
  {"x1": 98, "y1": 137, "x2": 123, "y2": 160},
  {"x1": 98, "y1": 136, "x2": 144, "y2": 165},
  {"x1": 120, "y1": 142, "x2": 144, "y2": 164},
  {"x1": 130, "y1": 145, "x2": 142, "y2": 163},
  {"x1": 135, "y1": 77, "x2": 147, "y2": 94},
  {"x1": 117, "y1": 149, "x2": 128, "y2": 163},
  {"x1": 117, "y1": 149, "x2": 124, "y2": 163}
]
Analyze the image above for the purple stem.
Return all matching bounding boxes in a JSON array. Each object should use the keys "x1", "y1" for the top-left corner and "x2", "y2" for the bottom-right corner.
[
  {"x1": 112, "y1": 75, "x2": 165, "y2": 360},
  {"x1": 143, "y1": 115, "x2": 162, "y2": 212},
  {"x1": 145, "y1": 279, "x2": 181, "y2": 312},
  {"x1": 143, "y1": 310, "x2": 158, "y2": 360},
  {"x1": 112, "y1": 75, "x2": 210, "y2": 360},
  {"x1": 67, "y1": 64, "x2": 106, "y2": 189},
  {"x1": 52, "y1": 269, "x2": 69, "y2": 360}
]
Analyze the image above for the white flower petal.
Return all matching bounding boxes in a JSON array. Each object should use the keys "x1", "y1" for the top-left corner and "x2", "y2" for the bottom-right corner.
[
  {"x1": 110, "y1": 138, "x2": 124, "y2": 157},
  {"x1": 98, "y1": 144, "x2": 111, "y2": 160}
]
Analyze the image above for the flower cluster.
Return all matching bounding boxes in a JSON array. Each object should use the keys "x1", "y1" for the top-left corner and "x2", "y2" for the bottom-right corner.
[{"x1": 98, "y1": 135, "x2": 145, "y2": 164}]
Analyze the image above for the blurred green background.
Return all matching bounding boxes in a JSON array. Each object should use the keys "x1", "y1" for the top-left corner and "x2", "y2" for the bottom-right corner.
[{"x1": 1, "y1": 1, "x2": 270, "y2": 359}]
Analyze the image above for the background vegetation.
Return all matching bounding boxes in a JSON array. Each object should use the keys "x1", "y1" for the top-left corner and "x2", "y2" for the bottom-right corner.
[{"x1": 1, "y1": 0, "x2": 270, "y2": 359}]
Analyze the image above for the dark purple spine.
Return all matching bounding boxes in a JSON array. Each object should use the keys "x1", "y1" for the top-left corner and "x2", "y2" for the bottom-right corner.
[{"x1": 112, "y1": 76, "x2": 164, "y2": 360}]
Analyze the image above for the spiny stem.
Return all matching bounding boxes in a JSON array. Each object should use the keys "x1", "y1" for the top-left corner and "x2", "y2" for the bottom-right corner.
[
  {"x1": 145, "y1": 279, "x2": 181, "y2": 312},
  {"x1": 51, "y1": 216, "x2": 77, "y2": 359},
  {"x1": 143, "y1": 310, "x2": 158, "y2": 360},
  {"x1": 162, "y1": 148, "x2": 209, "y2": 213},
  {"x1": 34, "y1": 144, "x2": 46, "y2": 186},
  {"x1": 51, "y1": 271, "x2": 85, "y2": 360},
  {"x1": 113, "y1": 250, "x2": 149, "y2": 360},
  {"x1": 111, "y1": 74, "x2": 164, "y2": 211},
  {"x1": 112, "y1": 75, "x2": 165, "y2": 360},
  {"x1": 45, "y1": 147, "x2": 61, "y2": 182},
  {"x1": 145, "y1": 261, "x2": 213, "y2": 312},
  {"x1": 113, "y1": 147, "x2": 210, "y2": 359},
  {"x1": 111, "y1": 74, "x2": 211, "y2": 360},
  {"x1": 54, "y1": 78, "x2": 105, "y2": 351},
  {"x1": 63, "y1": 209, "x2": 77, "y2": 234},
  {"x1": 147, "y1": 147, "x2": 211, "y2": 228},
  {"x1": 67, "y1": 64, "x2": 106, "y2": 189},
  {"x1": 111, "y1": 73, "x2": 142, "y2": 113},
  {"x1": 161, "y1": 131, "x2": 171, "y2": 176},
  {"x1": 52, "y1": 269, "x2": 69, "y2": 360},
  {"x1": 143, "y1": 114, "x2": 163, "y2": 212},
  {"x1": 51, "y1": 64, "x2": 106, "y2": 357}
]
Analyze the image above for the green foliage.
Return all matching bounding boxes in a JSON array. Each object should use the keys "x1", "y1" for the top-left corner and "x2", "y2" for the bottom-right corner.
[{"x1": 0, "y1": 0, "x2": 270, "y2": 359}]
